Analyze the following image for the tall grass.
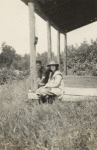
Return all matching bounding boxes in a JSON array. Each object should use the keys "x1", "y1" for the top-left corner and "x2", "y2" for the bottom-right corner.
[{"x1": 0, "y1": 77, "x2": 97, "y2": 150}]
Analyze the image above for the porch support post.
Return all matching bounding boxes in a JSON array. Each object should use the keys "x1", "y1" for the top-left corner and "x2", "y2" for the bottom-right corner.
[
  {"x1": 57, "y1": 30, "x2": 60, "y2": 70},
  {"x1": 47, "y1": 21, "x2": 52, "y2": 63},
  {"x1": 64, "y1": 33, "x2": 67, "y2": 75},
  {"x1": 28, "y1": 1, "x2": 37, "y2": 92}
]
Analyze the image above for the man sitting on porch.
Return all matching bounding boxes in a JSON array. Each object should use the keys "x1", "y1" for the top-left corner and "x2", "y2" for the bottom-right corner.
[
  {"x1": 38, "y1": 65, "x2": 51, "y2": 88},
  {"x1": 36, "y1": 60, "x2": 51, "y2": 88},
  {"x1": 28, "y1": 60, "x2": 51, "y2": 94},
  {"x1": 36, "y1": 60, "x2": 45, "y2": 87}
]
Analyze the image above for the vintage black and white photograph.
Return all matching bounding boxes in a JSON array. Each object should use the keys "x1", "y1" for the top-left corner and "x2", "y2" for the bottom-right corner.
[{"x1": 0, "y1": 0, "x2": 97, "y2": 149}]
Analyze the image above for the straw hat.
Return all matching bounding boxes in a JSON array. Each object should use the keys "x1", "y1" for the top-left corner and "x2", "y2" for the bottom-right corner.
[{"x1": 47, "y1": 60, "x2": 59, "y2": 66}]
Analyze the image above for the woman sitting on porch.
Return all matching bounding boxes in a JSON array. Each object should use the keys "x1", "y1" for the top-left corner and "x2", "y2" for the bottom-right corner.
[{"x1": 36, "y1": 60, "x2": 64, "y2": 102}]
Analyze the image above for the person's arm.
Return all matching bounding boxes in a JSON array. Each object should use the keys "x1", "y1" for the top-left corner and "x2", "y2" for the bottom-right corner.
[
  {"x1": 38, "y1": 76, "x2": 45, "y2": 86},
  {"x1": 39, "y1": 69, "x2": 51, "y2": 85},
  {"x1": 37, "y1": 77, "x2": 41, "y2": 83},
  {"x1": 42, "y1": 67, "x2": 46, "y2": 76},
  {"x1": 45, "y1": 75, "x2": 62, "y2": 88}
]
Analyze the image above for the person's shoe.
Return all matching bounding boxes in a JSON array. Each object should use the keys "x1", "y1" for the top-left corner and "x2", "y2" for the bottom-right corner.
[
  {"x1": 45, "y1": 95, "x2": 49, "y2": 103},
  {"x1": 48, "y1": 95, "x2": 53, "y2": 104}
]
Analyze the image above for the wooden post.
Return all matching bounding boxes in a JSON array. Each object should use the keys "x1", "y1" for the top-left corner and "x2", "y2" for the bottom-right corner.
[
  {"x1": 64, "y1": 33, "x2": 67, "y2": 75},
  {"x1": 28, "y1": 1, "x2": 37, "y2": 92},
  {"x1": 57, "y1": 30, "x2": 60, "y2": 70},
  {"x1": 47, "y1": 21, "x2": 52, "y2": 63}
]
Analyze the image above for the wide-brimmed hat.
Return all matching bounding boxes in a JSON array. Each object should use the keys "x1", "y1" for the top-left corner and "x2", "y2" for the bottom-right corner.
[{"x1": 47, "y1": 60, "x2": 59, "y2": 67}]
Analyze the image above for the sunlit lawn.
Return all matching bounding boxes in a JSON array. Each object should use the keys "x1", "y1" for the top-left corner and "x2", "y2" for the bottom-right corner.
[{"x1": 0, "y1": 77, "x2": 97, "y2": 150}]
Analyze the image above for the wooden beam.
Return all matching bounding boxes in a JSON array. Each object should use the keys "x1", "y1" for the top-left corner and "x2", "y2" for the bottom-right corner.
[
  {"x1": 64, "y1": 33, "x2": 67, "y2": 75},
  {"x1": 57, "y1": 30, "x2": 60, "y2": 70},
  {"x1": 47, "y1": 21, "x2": 52, "y2": 63},
  {"x1": 28, "y1": 1, "x2": 37, "y2": 92}
]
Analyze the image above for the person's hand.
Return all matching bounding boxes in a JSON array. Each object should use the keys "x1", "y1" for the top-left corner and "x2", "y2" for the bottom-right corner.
[
  {"x1": 46, "y1": 87, "x2": 51, "y2": 90},
  {"x1": 39, "y1": 83, "x2": 45, "y2": 86},
  {"x1": 44, "y1": 84, "x2": 49, "y2": 88},
  {"x1": 37, "y1": 78, "x2": 41, "y2": 83},
  {"x1": 38, "y1": 83, "x2": 45, "y2": 88},
  {"x1": 44, "y1": 84, "x2": 51, "y2": 90}
]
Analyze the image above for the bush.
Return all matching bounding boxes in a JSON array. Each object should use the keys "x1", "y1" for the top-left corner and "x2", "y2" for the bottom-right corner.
[
  {"x1": 0, "y1": 68, "x2": 30, "y2": 85},
  {"x1": 0, "y1": 68, "x2": 17, "y2": 84}
]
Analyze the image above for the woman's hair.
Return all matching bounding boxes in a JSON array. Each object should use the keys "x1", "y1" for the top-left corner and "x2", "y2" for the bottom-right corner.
[{"x1": 56, "y1": 65, "x2": 59, "y2": 70}]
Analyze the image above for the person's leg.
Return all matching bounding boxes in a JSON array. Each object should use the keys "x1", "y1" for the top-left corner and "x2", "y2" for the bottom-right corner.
[
  {"x1": 36, "y1": 87, "x2": 50, "y2": 96},
  {"x1": 49, "y1": 88, "x2": 63, "y2": 96},
  {"x1": 36, "y1": 87, "x2": 51, "y2": 103},
  {"x1": 47, "y1": 88, "x2": 63, "y2": 101},
  {"x1": 36, "y1": 87, "x2": 43, "y2": 95}
]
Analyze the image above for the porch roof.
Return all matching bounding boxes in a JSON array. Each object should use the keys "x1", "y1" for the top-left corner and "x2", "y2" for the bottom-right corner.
[{"x1": 21, "y1": 0, "x2": 97, "y2": 33}]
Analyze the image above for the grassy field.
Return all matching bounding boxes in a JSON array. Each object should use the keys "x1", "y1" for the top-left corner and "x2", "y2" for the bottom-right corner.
[{"x1": 0, "y1": 77, "x2": 97, "y2": 150}]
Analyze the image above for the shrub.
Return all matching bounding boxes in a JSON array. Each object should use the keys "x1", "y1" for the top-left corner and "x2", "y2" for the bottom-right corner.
[
  {"x1": 0, "y1": 68, "x2": 30, "y2": 85},
  {"x1": 0, "y1": 68, "x2": 17, "y2": 84}
]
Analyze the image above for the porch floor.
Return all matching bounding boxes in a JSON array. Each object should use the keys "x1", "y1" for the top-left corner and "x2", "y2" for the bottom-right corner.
[
  {"x1": 63, "y1": 76, "x2": 97, "y2": 88},
  {"x1": 63, "y1": 76, "x2": 97, "y2": 98},
  {"x1": 63, "y1": 87, "x2": 97, "y2": 96},
  {"x1": 62, "y1": 95, "x2": 97, "y2": 102},
  {"x1": 28, "y1": 76, "x2": 97, "y2": 100}
]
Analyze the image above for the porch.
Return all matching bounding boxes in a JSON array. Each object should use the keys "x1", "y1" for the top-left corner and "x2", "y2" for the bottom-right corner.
[{"x1": 21, "y1": 0, "x2": 97, "y2": 98}]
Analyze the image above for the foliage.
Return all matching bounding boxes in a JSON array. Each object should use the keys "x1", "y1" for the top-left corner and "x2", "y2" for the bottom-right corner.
[
  {"x1": 1, "y1": 39, "x2": 97, "y2": 77},
  {"x1": 0, "y1": 43, "x2": 30, "y2": 83},
  {"x1": 0, "y1": 68, "x2": 16, "y2": 84},
  {"x1": 66, "y1": 39, "x2": 97, "y2": 76},
  {"x1": 0, "y1": 42, "x2": 16, "y2": 68},
  {"x1": 36, "y1": 52, "x2": 57, "y2": 66},
  {"x1": 0, "y1": 68, "x2": 29, "y2": 84},
  {"x1": 12, "y1": 54, "x2": 30, "y2": 71}
]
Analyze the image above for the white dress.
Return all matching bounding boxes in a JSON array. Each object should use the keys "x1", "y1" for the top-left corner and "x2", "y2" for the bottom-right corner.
[{"x1": 36, "y1": 70, "x2": 64, "y2": 99}]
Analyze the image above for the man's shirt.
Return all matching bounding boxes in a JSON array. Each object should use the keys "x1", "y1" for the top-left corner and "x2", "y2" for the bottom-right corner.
[
  {"x1": 37, "y1": 66, "x2": 46, "y2": 79},
  {"x1": 38, "y1": 68, "x2": 51, "y2": 85}
]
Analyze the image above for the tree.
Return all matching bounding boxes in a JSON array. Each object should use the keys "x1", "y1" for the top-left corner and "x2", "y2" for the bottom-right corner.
[
  {"x1": 0, "y1": 42, "x2": 16, "y2": 68},
  {"x1": 37, "y1": 52, "x2": 48, "y2": 66}
]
